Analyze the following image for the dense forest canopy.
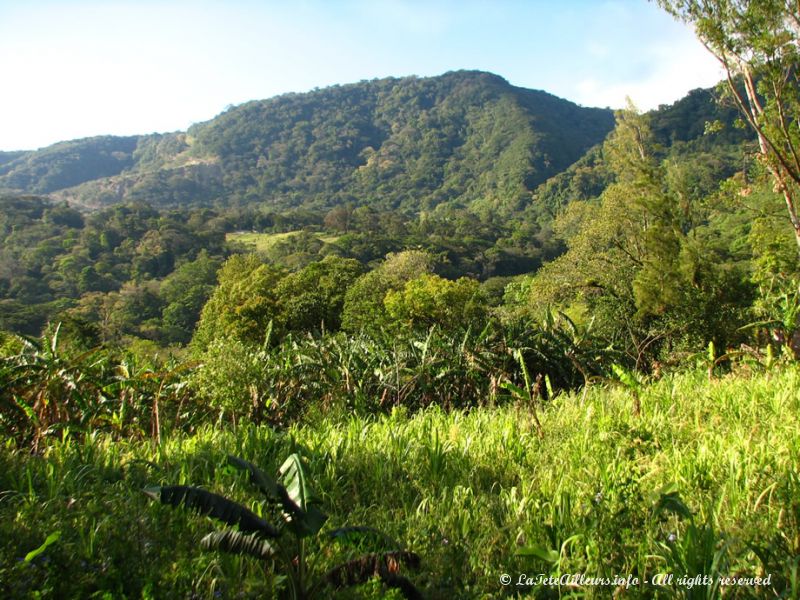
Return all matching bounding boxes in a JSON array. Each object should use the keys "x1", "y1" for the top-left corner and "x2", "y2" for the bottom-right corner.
[
  {"x1": 1, "y1": 72, "x2": 615, "y2": 214},
  {"x1": 0, "y1": 67, "x2": 795, "y2": 472}
]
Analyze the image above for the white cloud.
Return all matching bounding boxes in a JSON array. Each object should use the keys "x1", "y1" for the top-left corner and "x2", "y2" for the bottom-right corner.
[{"x1": 571, "y1": 20, "x2": 724, "y2": 110}]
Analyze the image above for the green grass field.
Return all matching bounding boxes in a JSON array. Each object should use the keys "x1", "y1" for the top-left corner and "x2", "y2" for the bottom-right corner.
[
  {"x1": 1, "y1": 365, "x2": 798, "y2": 598},
  {"x1": 226, "y1": 231, "x2": 341, "y2": 253}
]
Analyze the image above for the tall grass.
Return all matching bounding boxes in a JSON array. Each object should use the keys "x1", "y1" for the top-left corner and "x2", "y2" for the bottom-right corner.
[{"x1": 1, "y1": 365, "x2": 797, "y2": 598}]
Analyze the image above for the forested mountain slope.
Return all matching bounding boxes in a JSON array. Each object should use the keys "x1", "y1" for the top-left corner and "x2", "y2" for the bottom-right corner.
[
  {"x1": 1, "y1": 71, "x2": 616, "y2": 213},
  {"x1": 0, "y1": 136, "x2": 143, "y2": 194},
  {"x1": 1, "y1": 72, "x2": 752, "y2": 225}
]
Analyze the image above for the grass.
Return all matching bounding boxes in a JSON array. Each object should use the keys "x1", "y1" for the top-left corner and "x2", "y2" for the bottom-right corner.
[
  {"x1": 1, "y1": 365, "x2": 798, "y2": 598},
  {"x1": 226, "y1": 231, "x2": 341, "y2": 253}
]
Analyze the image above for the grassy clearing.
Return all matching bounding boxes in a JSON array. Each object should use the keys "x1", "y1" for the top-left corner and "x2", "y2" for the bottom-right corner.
[
  {"x1": 226, "y1": 231, "x2": 340, "y2": 253},
  {"x1": 1, "y1": 366, "x2": 798, "y2": 598}
]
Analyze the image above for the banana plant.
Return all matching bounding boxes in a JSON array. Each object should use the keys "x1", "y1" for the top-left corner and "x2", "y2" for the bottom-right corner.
[
  {"x1": 609, "y1": 363, "x2": 644, "y2": 417},
  {"x1": 500, "y1": 348, "x2": 545, "y2": 438},
  {"x1": 1, "y1": 323, "x2": 106, "y2": 449},
  {"x1": 144, "y1": 452, "x2": 422, "y2": 599}
]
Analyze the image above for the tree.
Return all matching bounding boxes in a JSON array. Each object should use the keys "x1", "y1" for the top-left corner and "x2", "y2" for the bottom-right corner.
[
  {"x1": 530, "y1": 105, "x2": 679, "y2": 315},
  {"x1": 191, "y1": 254, "x2": 286, "y2": 350},
  {"x1": 323, "y1": 204, "x2": 354, "y2": 233},
  {"x1": 341, "y1": 250, "x2": 435, "y2": 333},
  {"x1": 159, "y1": 251, "x2": 221, "y2": 344},
  {"x1": 528, "y1": 105, "x2": 751, "y2": 364},
  {"x1": 273, "y1": 255, "x2": 364, "y2": 333},
  {"x1": 383, "y1": 273, "x2": 485, "y2": 330},
  {"x1": 659, "y1": 0, "x2": 800, "y2": 254}
]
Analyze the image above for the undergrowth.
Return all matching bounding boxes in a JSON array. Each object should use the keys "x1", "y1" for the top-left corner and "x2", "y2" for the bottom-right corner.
[{"x1": 1, "y1": 365, "x2": 798, "y2": 598}]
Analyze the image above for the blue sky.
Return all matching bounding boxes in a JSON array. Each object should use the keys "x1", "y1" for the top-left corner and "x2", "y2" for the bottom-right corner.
[{"x1": 0, "y1": 0, "x2": 722, "y2": 151}]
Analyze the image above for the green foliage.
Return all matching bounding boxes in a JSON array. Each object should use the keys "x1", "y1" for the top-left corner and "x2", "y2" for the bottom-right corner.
[
  {"x1": 0, "y1": 324, "x2": 200, "y2": 446},
  {"x1": 0, "y1": 196, "x2": 228, "y2": 342},
  {"x1": 184, "y1": 71, "x2": 613, "y2": 216},
  {"x1": 529, "y1": 145, "x2": 612, "y2": 212},
  {"x1": 2, "y1": 72, "x2": 614, "y2": 219},
  {"x1": 499, "y1": 348, "x2": 544, "y2": 437},
  {"x1": 23, "y1": 530, "x2": 62, "y2": 564},
  {"x1": 528, "y1": 105, "x2": 753, "y2": 365},
  {"x1": 146, "y1": 452, "x2": 421, "y2": 599},
  {"x1": 383, "y1": 273, "x2": 485, "y2": 331},
  {"x1": 192, "y1": 254, "x2": 286, "y2": 349},
  {"x1": 659, "y1": 0, "x2": 800, "y2": 253},
  {"x1": 145, "y1": 484, "x2": 281, "y2": 537},
  {"x1": 748, "y1": 276, "x2": 800, "y2": 359},
  {"x1": 749, "y1": 213, "x2": 799, "y2": 286},
  {"x1": 0, "y1": 136, "x2": 140, "y2": 193},
  {"x1": 0, "y1": 323, "x2": 108, "y2": 448},
  {"x1": 0, "y1": 76, "x2": 776, "y2": 357},
  {"x1": 188, "y1": 313, "x2": 611, "y2": 424},
  {"x1": 4, "y1": 68, "x2": 800, "y2": 600},
  {"x1": 189, "y1": 336, "x2": 268, "y2": 421},
  {"x1": 274, "y1": 256, "x2": 364, "y2": 334},
  {"x1": 650, "y1": 86, "x2": 750, "y2": 149},
  {"x1": 192, "y1": 255, "x2": 364, "y2": 351},
  {"x1": 159, "y1": 250, "x2": 221, "y2": 344},
  {"x1": 341, "y1": 250, "x2": 435, "y2": 333},
  {"x1": 1, "y1": 365, "x2": 798, "y2": 597}
]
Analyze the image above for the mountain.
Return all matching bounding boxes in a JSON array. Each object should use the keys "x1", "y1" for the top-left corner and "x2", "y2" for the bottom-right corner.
[
  {"x1": 527, "y1": 86, "x2": 754, "y2": 215},
  {"x1": 0, "y1": 151, "x2": 27, "y2": 168},
  {"x1": 0, "y1": 71, "x2": 616, "y2": 214},
  {"x1": 0, "y1": 72, "x2": 753, "y2": 223},
  {"x1": 0, "y1": 136, "x2": 142, "y2": 194}
]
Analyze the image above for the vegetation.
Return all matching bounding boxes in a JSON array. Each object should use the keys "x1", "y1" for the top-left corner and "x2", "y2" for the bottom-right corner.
[
  {"x1": 0, "y1": 136, "x2": 141, "y2": 194},
  {"x1": 0, "y1": 197, "x2": 227, "y2": 340},
  {"x1": 660, "y1": 0, "x2": 800, "y2": 253},
  {"x1": 524, "y1": 104, "x2": 757, "y2": 367},
  {"x1": 1, "y1": 363, "x2": 798, "y2": 598},
  {"x1": 1, "y1": 72, "x2": 614, "y2": 215},
  {"x1": 0, "y1": 71, "x2": 761, "y2": 341},
  {"x1": 146, "y1": 453, "x2": 422, "y2": 599},
  {"x1": 227, "y1": 231, "x2": 341, "y2": 254},
  {"x1": 2, "y1": 65, "x2": 800, "y2": 598}
]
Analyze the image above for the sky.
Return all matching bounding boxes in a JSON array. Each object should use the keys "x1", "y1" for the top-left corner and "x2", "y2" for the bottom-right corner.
[{"x1": 0, "y1": 0, "x2": 724, "y2": 152}]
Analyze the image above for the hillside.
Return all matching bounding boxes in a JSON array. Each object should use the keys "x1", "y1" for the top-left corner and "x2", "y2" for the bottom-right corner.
[
  {"x1": 2, "y1": 65, "x2": 798, "y2": 599},
  {"x1": 1, "y1": 71, "x2": 616, "y2": 213},
  {"x1": 0, "y1": 75, "x2": 760, "y2": 339},
  {"x1": 527, "y1": 86, "x2": 753, "y2": 214},
  {"x1": 0, "y1": 73, "x2": 753, "y2": 224},
  {"x1": 0, "y1": 136, "x2": 142, "y2": 194}
]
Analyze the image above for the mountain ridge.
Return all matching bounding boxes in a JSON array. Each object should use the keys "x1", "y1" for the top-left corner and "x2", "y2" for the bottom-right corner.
[
  {"x1": 0, "y1": 70, "x2": 751, "y2": 221},
  {"x1": 0, "y1": 71, "x2": 616, "y2": 215}
]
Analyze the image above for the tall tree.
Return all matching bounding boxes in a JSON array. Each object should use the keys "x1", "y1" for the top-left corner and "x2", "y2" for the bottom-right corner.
[
  {"x1": 341, "y1": 250, "x2": 435, "y2": 333},
  {"x1": 191, "y1": 255, "x2": 286, "y2": 350},
  {"x1": 273, "y1": 256, "x2": 364, "y2": 333},
  {"x1": 658, "y1": 0, "x2": 800, "y2": 254},
  {"x1": 384, "y1": 273, "x2": 486, "y2": 330},
  {"x1": 528, "y1": 105, "x2": 751, "y2": 363}
]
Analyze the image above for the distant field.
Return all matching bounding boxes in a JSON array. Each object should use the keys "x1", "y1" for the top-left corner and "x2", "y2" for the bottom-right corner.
[{"x1": 226, "y1": 230, "x2": 340, "y2": 252}]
